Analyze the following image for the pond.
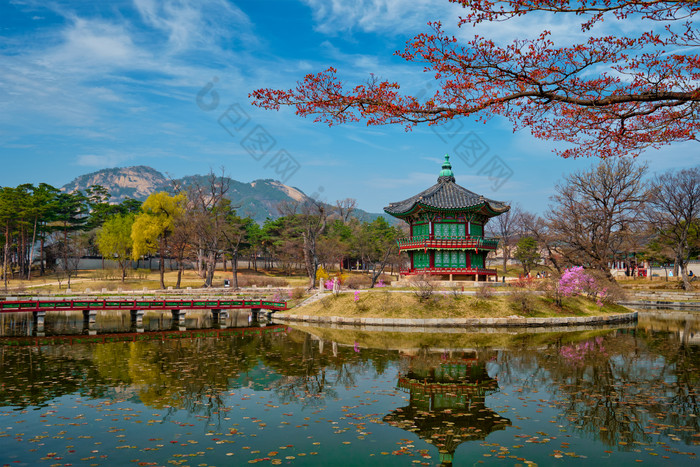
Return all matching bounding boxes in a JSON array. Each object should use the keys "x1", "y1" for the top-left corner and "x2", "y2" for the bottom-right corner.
[{"x1": 0, "y1": 310, "x2": 698, "y2": 466}]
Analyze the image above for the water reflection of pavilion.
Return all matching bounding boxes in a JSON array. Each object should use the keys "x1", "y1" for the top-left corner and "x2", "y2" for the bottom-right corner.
[{"x1": 383, "y1": 350, "x2": 510, "y2": 466}]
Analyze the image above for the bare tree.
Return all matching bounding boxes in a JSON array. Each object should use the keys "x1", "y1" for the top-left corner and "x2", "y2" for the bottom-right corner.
[
  {"x1": 547, "y1": 159, "x2": 649, "y2": 280},
  {"x1": 169, "y1": 214, "x2": 195, "y2": 289},
  {"x1": 279, "y1": 199, "x2": 327, "y2": 288},
  {"x1": 221, "y1": 214, "x2": 251, "y2": 290},
  {"x1": 490, "y1": 203, "x2": 520, "y2": 274},
  {"x1": 187, "y1": 169, "x2": 232, "y2": 288},
  {"x1": 335, "y1": 198, "x2": 357, "y2": 224},
  {"x1": 518, "y1": 211, "x2": 562, "y2": 274},
  {"x1": 645, "y1": 167, "x2": 700, "y2": 290}
]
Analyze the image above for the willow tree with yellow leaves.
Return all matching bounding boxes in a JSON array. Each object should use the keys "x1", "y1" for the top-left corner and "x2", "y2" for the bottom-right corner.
[{"x1": 132, "y1": 192, "x2": 187, "y2": 289}]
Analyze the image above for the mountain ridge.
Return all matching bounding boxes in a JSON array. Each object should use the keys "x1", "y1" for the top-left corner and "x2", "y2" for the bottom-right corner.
[{"x1": 61, "y1": 165, "x2": 388, "y2": 224}]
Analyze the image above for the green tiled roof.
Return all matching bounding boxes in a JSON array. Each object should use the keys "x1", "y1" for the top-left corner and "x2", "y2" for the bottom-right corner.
[{"x1": 384, "y1": 156, "x2": 510, "y2": 218}]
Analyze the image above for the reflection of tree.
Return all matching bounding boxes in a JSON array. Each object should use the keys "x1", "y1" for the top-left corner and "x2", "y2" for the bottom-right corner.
[
  {"x1": 384, "y1": 349, "x2": 510, "y2": 466},
  {"x1": 495, "y1": 330, "x2": 700, "y2": 448},
  {"x1": 261, "y1": 330, "x2": 399, "y2": 408},
  {"x1": 0, "y1": 346, "x2": 109, "y2": 408},
  {"x1": 122, "y1": 336, "x2": 263, "y2": 417}
]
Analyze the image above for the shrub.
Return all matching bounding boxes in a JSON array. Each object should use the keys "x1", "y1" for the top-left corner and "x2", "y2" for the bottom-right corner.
[
  {"x1": 345, "y1": 274, "x2": 372, "y2": 289},
  {"x1": 448, "y1": 284, "x2": 462, "y2": 299},
  {"x1": 316, "y1": 266, "x2": 329, "y2": 282},
  {"x1": 508, "y1": 288, "x2": 535, "y2": 314},
  {"x1": 558, "y1": 266, "x2": 625, "y2": 305},
  {"x1": 377, "y1": 274, "x2": 392, "y2": 286},
  {"x1": 135, "y1": 268, "x2": 150, "y2": 280},
  {"x1": 539, "y1": 275, "x2": 565, "y2": 307},
  {"x1": 335, "y1": 273, "x2": 349, "y2": 285},
  {"x1": 238, "y1": 275, "x2": 288, "y2": 287},
  {"x1": 102, "y1": 269, "x2": 119, "y2": 280},
  {"x1": 291, "y1": 287, "x2": 306, "y2": 300},
  {"x1": 379, "y1": 289, "x2": 392, "y2": 313},
  {"x1": 410, "y1": 274, "x2": 436, "y2": 302},
  {"x1": 475, "y1": 284, "x2": 495, "y2": 300}
]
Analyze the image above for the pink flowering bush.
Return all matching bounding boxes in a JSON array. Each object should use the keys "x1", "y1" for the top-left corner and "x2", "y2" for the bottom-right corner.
[
  {"x1": 558, "y1": 266, "x2": 607, "y2": 306},
  {"x1": 324, "y1": 279, "x2": 334, "y2": 290}
]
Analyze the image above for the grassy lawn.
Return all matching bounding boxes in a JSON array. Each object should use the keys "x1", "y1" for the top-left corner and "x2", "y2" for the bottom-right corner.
[
  {"x1": 283, "y1": 290, "x2": 630, "y2": 319},
  {"x1": 1, "y1": 268, "x2": 309, "y2": 294}
]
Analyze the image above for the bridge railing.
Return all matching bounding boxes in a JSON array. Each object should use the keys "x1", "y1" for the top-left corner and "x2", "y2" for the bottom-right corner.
[{"x1": 0, "y1": 298, "x2": 288, "y2": 313}]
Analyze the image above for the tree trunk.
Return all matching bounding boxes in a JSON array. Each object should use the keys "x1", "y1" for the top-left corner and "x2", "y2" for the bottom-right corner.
[
  {"x1": 3, "y1": 222, "x2": 9, "y2": 291},
  {"x1": 39, "y1": 234, "x2": 45, "y2": 276},
  {"x1": 302, "y1": 234, "x2": 317, "y2": 288},
  {"x1": 204, "y1": 251, "x2": 216, "y2": 287},
  {"x1": 63, "y1": 226, "x2": 70, "y2": 289},
  {"x1": 678, "y1": 250, "x2": 693, "y2": 291},
  {"x1": 370, "y1": 247, "x2": 394, "y2": 287},
  {"x1": 232, "y1": 250, "x2": 239, "y2": 289},
  {"x1": 158, "y1": 240, "x2": 165, "y2": 289},
  {"x1": 176, "y1": 254, "x2": 184, "y2": 289},
  {"x1": 28, "y1": 215, "x2": 38, "y2": 280}
]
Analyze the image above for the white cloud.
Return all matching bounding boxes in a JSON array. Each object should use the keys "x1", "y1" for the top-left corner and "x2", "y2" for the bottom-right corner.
[
  {"x1": 133, "y1": 0, "x2": 255, "y2": 51},
  {"x1": 301, "y1": 0, "x2": 461, "y2": 35}
]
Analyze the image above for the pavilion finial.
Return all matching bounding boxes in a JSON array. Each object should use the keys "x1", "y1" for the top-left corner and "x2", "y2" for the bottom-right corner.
[{"x1": 438, "y1": 154, "x2": 455, "y2": 182}]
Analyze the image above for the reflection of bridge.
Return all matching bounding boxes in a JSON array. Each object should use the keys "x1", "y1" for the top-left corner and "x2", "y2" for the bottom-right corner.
[
  {"x1": 0, "y1": 298, "x2": 287, "y2": 327},
  {"x1": 0, "y1": 324, "x2": 287, "y2": 347}
]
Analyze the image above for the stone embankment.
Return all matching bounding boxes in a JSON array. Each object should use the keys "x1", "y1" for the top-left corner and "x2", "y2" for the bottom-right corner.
[
  {"x1": 274, "y1": 311, "x2": 638, "y2": 328},
  {"x1": 619, "y1": 290, "x2": 700, "y2": 309}
]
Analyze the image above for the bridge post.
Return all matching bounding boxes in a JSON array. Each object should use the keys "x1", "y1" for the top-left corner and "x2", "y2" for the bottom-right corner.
[
  {"x1": 130, "y1": 309, "x2": 144, "y2": 325},
  {"x1": 82, "y1": 309, "x2": 97, "y2": 325},
  {"x1": 171, "y1": 309, "x2": 187, "y2": 325},
  {"x1": 211, "y1": 309, "x2": 229, "y2": 323},
  {"x1": 33, "y1": 310, "x2": 46, "y2": 326}
]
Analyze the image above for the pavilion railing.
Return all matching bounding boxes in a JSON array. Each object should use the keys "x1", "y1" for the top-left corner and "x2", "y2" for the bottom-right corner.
[
  {"x1": 397, "y1": 236, "x2": 499, "y2": 250},
  {"x1": 399, "y1": 267, "x2": 497, "y2": 276}
]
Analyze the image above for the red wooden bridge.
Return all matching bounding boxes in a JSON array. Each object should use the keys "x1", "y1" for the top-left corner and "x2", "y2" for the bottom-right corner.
[
  {"x1": 0, "y1": 298, "x2": 288, "y2": 325},
  {"x1": 0, "y1": 298, "x2": 288, "y2": 313}
]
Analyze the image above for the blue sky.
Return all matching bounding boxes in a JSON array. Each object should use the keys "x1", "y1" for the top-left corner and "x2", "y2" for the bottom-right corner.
[{"x1": 1, "y1": 0, "x2": 697, "y2": 215}]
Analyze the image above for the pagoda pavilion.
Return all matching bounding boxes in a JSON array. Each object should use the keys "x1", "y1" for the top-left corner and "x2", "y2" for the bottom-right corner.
[{"x1": 384, "y1": 155, "x2": 510, "y2": 281}]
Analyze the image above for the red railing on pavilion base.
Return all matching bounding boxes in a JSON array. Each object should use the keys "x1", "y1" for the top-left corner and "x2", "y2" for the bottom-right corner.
[
  {"x1": 399, "y1": 267, "x2": 497, "y2": 276},
  {"x1": 397, "y1": 236, "x2": 499, "y2": 251}
]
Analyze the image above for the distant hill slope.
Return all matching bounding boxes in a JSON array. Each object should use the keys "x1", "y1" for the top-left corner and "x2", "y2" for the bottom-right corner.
[
  {"x1": 61, "y1": 166, "x2": 390, "y2": 224},
  {"x1": 61, "y1": 166, "x2": 168, "y2": 201}
]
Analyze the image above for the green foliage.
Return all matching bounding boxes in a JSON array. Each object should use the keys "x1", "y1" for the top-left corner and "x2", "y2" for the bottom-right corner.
[{"x1": 514, "y1": 236, "x2": 540, "y2": 274}]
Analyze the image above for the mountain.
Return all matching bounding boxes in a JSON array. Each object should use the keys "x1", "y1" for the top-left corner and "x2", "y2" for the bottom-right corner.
[
  {"x1": 61, "y1": 166, "x2": 168, "y2": 202},
  {"x1": 61, "y1": 166, "x2": 390, "y2": 224}
]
